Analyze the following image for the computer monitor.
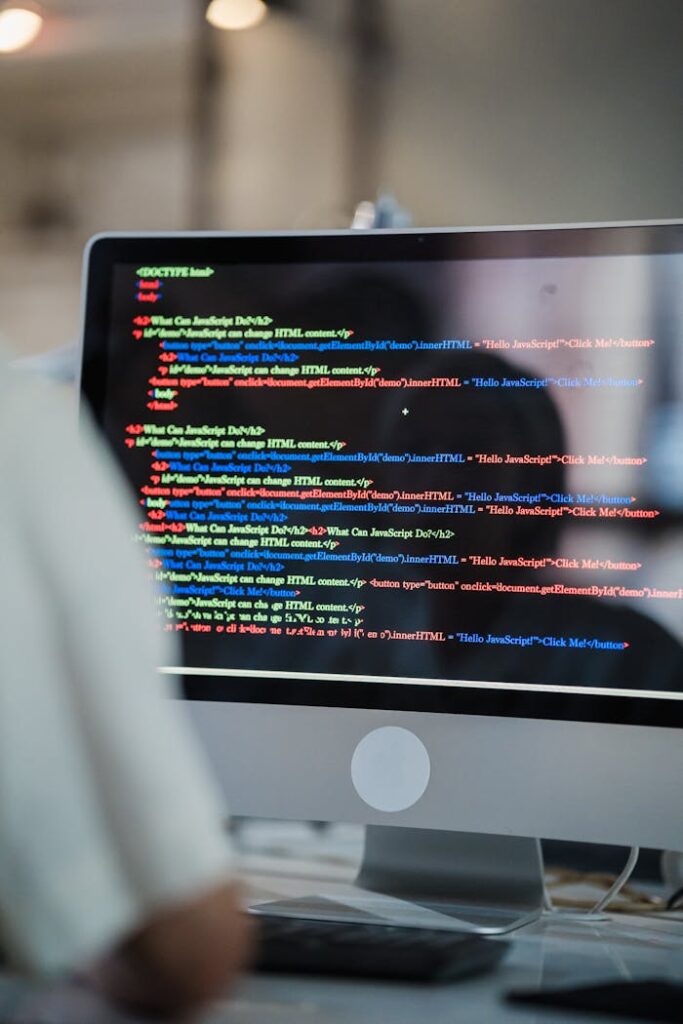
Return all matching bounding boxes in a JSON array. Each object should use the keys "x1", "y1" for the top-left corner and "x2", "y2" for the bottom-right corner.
[{"x1": 81, "y1": 223, "x2": 683, "y2": 932}]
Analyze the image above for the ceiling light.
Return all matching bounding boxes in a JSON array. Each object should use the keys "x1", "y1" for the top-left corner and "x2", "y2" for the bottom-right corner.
[
  {"x1": 206, "y1": 0, "x2": 268, "y2": 32},
  {"x1": 0, "y1": 5, "x2": 43, "y2": 54}
]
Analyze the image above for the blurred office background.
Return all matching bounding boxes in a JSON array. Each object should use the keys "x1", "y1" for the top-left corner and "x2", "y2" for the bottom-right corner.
[{"x1": 0, "y1": 0, "x2": 681, "y2": 357}]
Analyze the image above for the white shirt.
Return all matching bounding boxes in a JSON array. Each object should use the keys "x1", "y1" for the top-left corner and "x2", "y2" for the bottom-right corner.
[{"x1": 0, "y1": 353, "x2": 232, "y2": 976}]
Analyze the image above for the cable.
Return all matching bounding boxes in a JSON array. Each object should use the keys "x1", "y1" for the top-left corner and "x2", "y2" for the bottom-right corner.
[
  {"x1": 589, "y1": 846, "x2": 639, "y2": 915},
  {"x1": 536, "y1": 838, "x2": 555, "y2": 912},
  {"x1": 666, "y1": 885, "x2": 683, "y2": 911},
  {"x1": 542, "y1": 846, "x2": 642, "y2": 918}
]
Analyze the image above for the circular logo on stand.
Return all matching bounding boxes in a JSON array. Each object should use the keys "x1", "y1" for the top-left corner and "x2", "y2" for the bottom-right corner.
[{"x1": 351, "y1": 726, "x2": 431, "y2": 812}]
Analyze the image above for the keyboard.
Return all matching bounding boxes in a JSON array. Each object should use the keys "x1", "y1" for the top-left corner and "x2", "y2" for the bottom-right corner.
[{"x1": 250, "y1": 913, "x2": 509, "y2": 982}]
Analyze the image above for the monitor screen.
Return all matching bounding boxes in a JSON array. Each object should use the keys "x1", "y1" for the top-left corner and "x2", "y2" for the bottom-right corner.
[{"x1": 81, "y1": 227, "x2": 683, "y2": 725}]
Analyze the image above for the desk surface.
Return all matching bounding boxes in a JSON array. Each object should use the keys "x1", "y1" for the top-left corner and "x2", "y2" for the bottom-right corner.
[
  {"x1": 206, "y1": 823, "x2": 683, "y2": 1024},
  {"x1": 210, "y1": 907, "x2": 683, "y2": 1024},
  {"x1": 2, "y1": 825, "x2": 680, "y2": 1023}
]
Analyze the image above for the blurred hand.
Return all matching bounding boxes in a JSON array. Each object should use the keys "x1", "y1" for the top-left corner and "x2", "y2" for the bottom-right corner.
[{"x1": 92, "y1": 881, "x2": 254, "y2": 1020}]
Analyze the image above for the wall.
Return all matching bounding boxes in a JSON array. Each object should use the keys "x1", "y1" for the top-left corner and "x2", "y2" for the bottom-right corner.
[{"x1": 0, "y1": 0, "x2": 680, "y2": 354}]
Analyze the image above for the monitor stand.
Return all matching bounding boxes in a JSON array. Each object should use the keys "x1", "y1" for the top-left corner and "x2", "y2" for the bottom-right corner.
[
  {"x1": 355, "y1": 825, "x2": 544, "y2": 932},
  {"x1": 252, "y1": 825, "x2": 545, "y2": 935}
]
